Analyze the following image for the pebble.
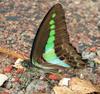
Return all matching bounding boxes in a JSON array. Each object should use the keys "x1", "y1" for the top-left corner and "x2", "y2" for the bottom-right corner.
[
  {"x1": 0, "y1": 27, "x2": 5, "y2": 31},
  {"x1": 6, "y1": 16, "x2": 20, "y2": 21},
  {"x1": 0, "y1": 74, "x2": 8, "y2": 86},
  {"x1": 26, "y1": 80, "x2": 49, "y2": 94},
  {"x1": 3, "y1": 65, "x2": 13, "y2": 73},
  {"x1": 89, "y1": 47, "x2": 96, "y2": 52},
  {"x1": 91, "y1": 36, "x2": 97, "y2": 41},
  {"x1": 13, "y1": 58, "x2": 24, "y2": 69},
  {"x1": 59, "y1": 78, "x2": 70, "y2": 86},
  {"x1": 48, "y1": 74, "x2": 60, "y2": 80},
  {"x1": 88, "y1": 61, "x2": 96, "y2": 67},
  {"x1": 78, "y1": 43, "x2": 87, "y2": 53},
  {"x1": 96, "y1": 50, "x2": 100, "y2": 57},
  {"x1": 21, "y1": 35, "x2": 32, "y2": 43},
  {"x1": 17, "y1": 90, "x2": 25, "y2": 94},
  {"x1": 11, "y1": 29, "x2": 17, "y2": 33},
  {"x1": 82, "y1": 51, "x2": 97, "y2": 60},
  {"x1": 6, "y1": 81, "x2": 12, "y2": 89},
  {"x1": 0, "y1": 8, "x2": 8, "y2": 13},
  {"x1": 79, "y1": 74, "x2": 84, "y2": 79},
  {"x1": 7, "y1": 37, "x2": 16, "y2": 44}
]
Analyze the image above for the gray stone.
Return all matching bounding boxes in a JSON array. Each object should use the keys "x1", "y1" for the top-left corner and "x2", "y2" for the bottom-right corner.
[
  {"x1": 26, "y1": 80, "x2": 49, "y2": 94},
  {"x1": 78, "y1": 43, "x2": 87, "y2": 53},
  {"x1": 91, "y1": 36, "x2": 97, "y2": 41},
  {"x1": 82, "y1": 51, "x2": 96, "y2": 60},
  {"x1": 6, "y1": 16, "x2": 20, "y2": 21},
  {"x1": 6, "y1": 81, "x2": 12, "y2": 89},
  {"x1": 0, "y1": 8, "x2": 8, "y2": 13},
  {"x1": 11, "y1": 29, "x2": 17, "y2": 33},
  {"x1": 0, "y1": 27, "x2": 4, "y2": 31},
  {"x1": 17, "y1": 90, "x2": 25, "y2": 94}
]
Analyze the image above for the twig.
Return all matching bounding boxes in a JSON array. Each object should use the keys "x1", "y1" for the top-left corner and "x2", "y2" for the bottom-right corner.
[{"x1": 0, "y1": 47, "x2": 29, "y2": 60}]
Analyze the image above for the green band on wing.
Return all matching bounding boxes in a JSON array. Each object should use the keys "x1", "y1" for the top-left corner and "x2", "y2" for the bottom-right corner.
[
  {"x1": 52, "y1": 13, "x2": 56, "y2": 18},
  {"x1": 45, "y1": 42, "x2": 54, "y2": 51},
  {"x1": 50, "y1": 25, "x2": 55, "y2": 30},
  {"x1": 47, "y1": 36, "x2": 55, "y2": 43},
  {"x1": 50, "y1": 30, "x2": 55, "y2": 36},
  {"x1": 49, "y1": 20, "x2": 55, "y2": 25},
  {"x1": 43, "y1": 49, "x2": 57, "y2": 61},
  {"x1": 43, "y1": 49, "x2": 70, "y2": 67}
]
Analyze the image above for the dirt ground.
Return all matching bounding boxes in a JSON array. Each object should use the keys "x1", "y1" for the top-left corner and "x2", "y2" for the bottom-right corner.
[{"x1": 0, "y1": 0, "x2": 100, "y2": 94}]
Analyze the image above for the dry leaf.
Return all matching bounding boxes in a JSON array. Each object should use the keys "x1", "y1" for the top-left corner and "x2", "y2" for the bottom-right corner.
[
  {"x1": 69, "y1": 77, "x2": 100, "y2": 93},
  {"x1": 53, "y1": 78, "x2": 100, "y2": 94},
  {"x1": 53, "y1": 86, "x2": 74, "y2": 94},
  {"x1": 0, "y1": 47, "x2": 28, "y2": 60}
]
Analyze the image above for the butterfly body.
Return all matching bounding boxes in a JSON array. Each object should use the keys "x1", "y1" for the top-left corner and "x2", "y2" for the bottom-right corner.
[{"x1": 30, "y1": 3, "x2": 86, "y2": 70}]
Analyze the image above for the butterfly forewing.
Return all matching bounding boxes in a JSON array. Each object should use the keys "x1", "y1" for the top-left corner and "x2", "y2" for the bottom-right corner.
[{"x1": 31, "y1": 4, "x2": 63, "y2": 60}]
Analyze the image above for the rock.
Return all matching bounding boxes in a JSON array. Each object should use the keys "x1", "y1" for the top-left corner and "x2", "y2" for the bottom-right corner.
[
  {"x1": 48, "y1": 74, "x2": 60, "y2": 80},
  {"x1": 26, "y1": 80, "x2": 49, "y2": 94},
  {"x1": 82, "y1": 51, "x2": 96, "y2": 60},
  {"x1": 11, "y1": 29, "x2": 17, "y2": 33},
  {"x1": 3, "y1": 65, "x2": 13, "y2": 73},
  {"x1": 0, "y1": 27, "x2": 4, "y2": 31},
  {"x1": 59, "y1": 78, "x2": 70, "y2": 86},
  {"x1": 96, "y1": 50, "x2": 100, "y2": 57},
  {"x1": 17, "y1": 90, "x2": 25, "y2": 94},
  {"x1": 13, "y1": 58, "x2": 25, "y2": 69},
  {"x1": 89, "y1": 47, "x2": 96, "y2": 52},
  {"x1": 78, "y1": 43, "x2": 87, "y2": 53},
  {"x1": 90, "y1": 36, "x2": 97, "y2": 41},
  {"x1": 6, "y1": 16, "x2": 20, "y2": 21},
  {"x1": 0, "y1": 8, "x2": 8, "y2": 13},
  {"x1": 6, "y1": 81, "x2": 12, "y2": 89},
  {"x1": 0, "y1": 74, "x2": 8, "y2": 86}
]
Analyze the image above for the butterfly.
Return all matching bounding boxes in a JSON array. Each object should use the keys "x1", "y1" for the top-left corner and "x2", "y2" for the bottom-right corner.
[{"x1": 30, "y1": 3, "x2": 86, "y2": 70}]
